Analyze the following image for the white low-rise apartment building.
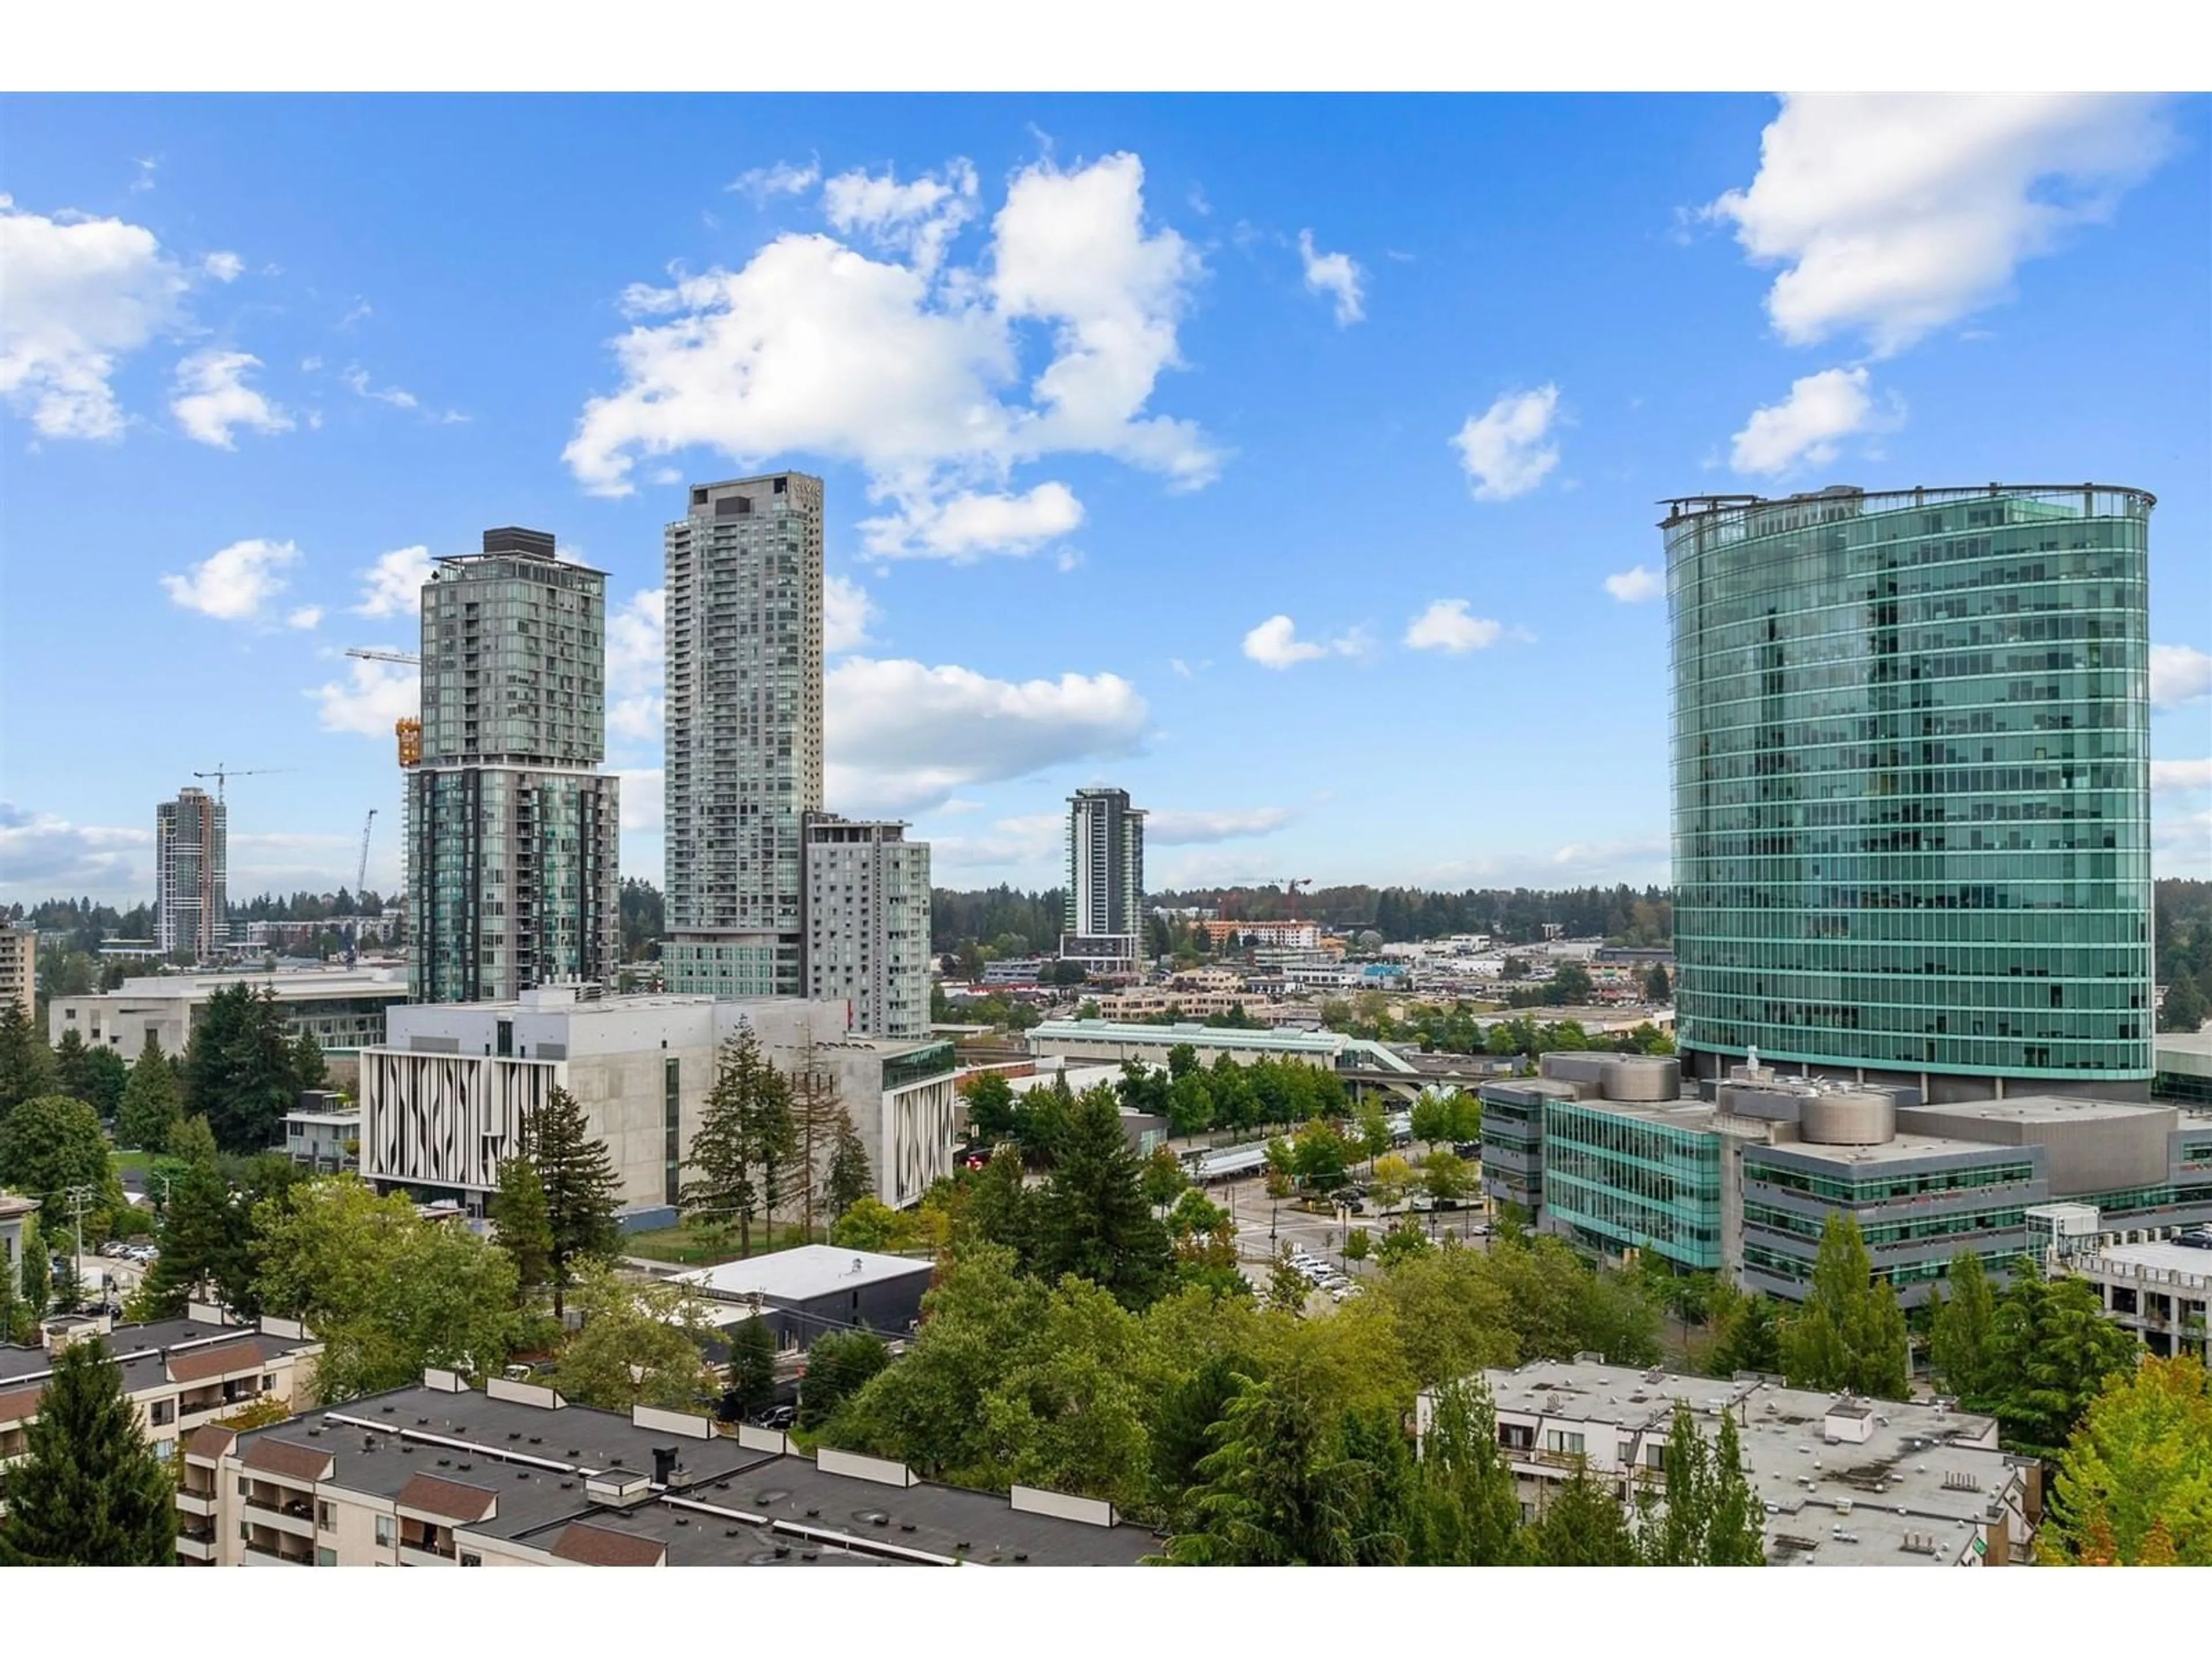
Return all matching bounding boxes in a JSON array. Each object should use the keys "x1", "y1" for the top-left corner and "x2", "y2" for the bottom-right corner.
[{"x1": 1418, "y1": 1357, "x2": 2039, "y2": 1566}]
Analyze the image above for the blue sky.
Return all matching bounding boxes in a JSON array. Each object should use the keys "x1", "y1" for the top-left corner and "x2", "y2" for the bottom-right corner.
[{"x1": 2, "y1": 92, "x2": 2208, "y2": 907}]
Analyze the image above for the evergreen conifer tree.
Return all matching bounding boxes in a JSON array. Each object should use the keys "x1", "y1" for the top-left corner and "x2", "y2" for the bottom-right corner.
[
  {"x1": 1034, "y1": 1086, "x2": 1172, "y2": 1309},
  {"x1": 0, "y1": 999, "x2": 55, "y2": 1120},
  {"x1": 116, "y1": 1032, "x2": 184, "y2": 1153},
  {"x1": 490, "y1": 1156, "x2": 555, "y2": 1308},
  {"x1": 525, "y1": 1085, "x2": 622, "y2": 1316},
  {"x1": 0, "y1": 1337, "x2": 174, "y2": 1565}
]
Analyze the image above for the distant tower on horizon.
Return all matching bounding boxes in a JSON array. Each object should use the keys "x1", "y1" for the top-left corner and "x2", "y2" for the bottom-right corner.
[
  {"x1": 405, "y1": 527, "x2": 620, "y2": 1003},
  {"x1": 156, "y1": 785, "x2": 226, "y2": 961},
  {"x1": 662, "y1": 473, "x2": 826, "y2": 999},
  {"x1": 1663, "y1": 481, "x2": 2154, "y2": 1101},
  {"x1": 1063, "y1": 786, "x2": 1146, "y2": 971}
]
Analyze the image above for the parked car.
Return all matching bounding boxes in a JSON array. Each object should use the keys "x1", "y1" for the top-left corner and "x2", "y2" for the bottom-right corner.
[
  {"x1": 752, "y1": 1404, "x2": 797, "y2": 1430},
  {"x1": 99, "y1": 1241, "x2": 128, "y2": 1259},
  {"x1": 2176, "y1": 1229, "x2": 2212, "y2": 1251}
]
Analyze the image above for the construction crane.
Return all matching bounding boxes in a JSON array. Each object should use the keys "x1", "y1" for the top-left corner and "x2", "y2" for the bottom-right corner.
[
  {"x1": 191, "y1": 764, "x2": 293, "y2": 804},
  {"x1": 344, "y1": 649, "x2": 424, "y2": 767},
  {"x1": 1281, "y1": 878, "x2": 1313, "y2": 921},
  {"x1": 344, "y1": 809, "x2": 378, "y2": 965}
]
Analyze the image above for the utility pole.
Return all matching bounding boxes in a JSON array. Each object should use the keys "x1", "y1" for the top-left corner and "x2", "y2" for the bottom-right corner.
[{"x1": 65, "y1": 1183, "x2": 93, "y2": 1312}]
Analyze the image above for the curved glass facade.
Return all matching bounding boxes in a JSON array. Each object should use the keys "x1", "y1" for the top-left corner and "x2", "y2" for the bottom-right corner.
[{"x1": 1666, "y1": 484, "x2": 2153, "y2": 1090}]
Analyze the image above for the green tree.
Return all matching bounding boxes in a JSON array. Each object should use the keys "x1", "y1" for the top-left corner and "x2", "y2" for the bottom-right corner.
[
  {"x1": 1409, "y1": 1095, "x2": 1448, "y2": 1148},
  {"x1": 1532, "y1": 1459, "x2": 1637, "y2": 1565},
  {"x1": 490, "y1": 1156, "x2": 555, "y2": 1308},
  {"x1": 1267, "y1": 1245, "x2": 1310, "y2": 1315},
  {"x1": 0, "y1": 1337, "x2": 173, "y2": 1565},
  {"x1": 1546, "y1": 961, "x2": 1594, "y2": 1006},
  {"x1": 1985, "y1": 1265, "x2": 2141, "y2": 1462},
  {"x1": 962, "y1": 1071, "x2": 1017, "y2": 1142},
  {"x1": 1165, "y1": 1069, "x2": 1213, "y2": 1138},
  {"x1": 1780, "y1": 1212, "x2": 1908, "y2": 1399},
  {"x1": 551, "y1": 1260, "x2": 718, "y2": 1412},
  {"x1": 10, "y1": 1214, "x2": 49, "y2": 1333},
  {"x1": 684, "y1": 1029, "x2": 784, "y2": 1256},
  {"x1": 1142, "y1": 1144, "x2": 1187, "y2": 1211},
  {"x1": 1034, "y1": 1086, "x2": 1173, "y2": 1309},
  {"x1": 138, "y1": 1155, "x2": 251, "y2": 1319},
  {"x1": 1355, "y1": 1099, "x2": 1391, "y2": 1167},
  {"x1": 289, "y1": 1029, "x2": 330, "y2": 1093},
  {"x1": 253, "y1": 1179, "x2": 520, "y2": 1400},
  {"x1": 1643, "y1": 963, "x2": 1673, "y2": 1002},
  {"x1": 0, "y1": 1093, "x2": 122, "y2": 1225},
  {"x1": 1412, "y1": 1377, "x2": 1526, "y2": 1565},
  {"x1": 2158, "y1": 972, "x2": 2209, "y2": 1033},
  {"x1": 183, "y1": 983, "x2": 297, "y2": 1153},
  {"x1": 829, "y1": 1196, "x2": 906, "y2": 1252},
  {"x1": 1375, "y1": 1243, "x2": 1518, "y2": 1385},
  {"x1": 1159, "y1": 1378, "x2": 1373, "y2": 1565},
  {"x1": 1343, "y1": 1227, "x2": 1371, "y2": 1267},
  {"x1": 1150, "y1": 1354, "x2": 1250, "y2": 1528},
  {"x1": 967, "y1": 1145, "x2": 1040, "y2": 1268},
  {"x1": 1707, "y1": 1283, "x2": 1781, "y2": 1376},
  {"x1": 0, "y1": 999, "x2": 56, "y2": 1120},
  {"x1": 1928, "y1": 1249, "x2": 1998, "y2": 1402},
  {"x1": 115, "y1": 1032, "x2": 183, "y2": 1153},
  {"x1": 797, "y1": 1330, "x2": 891, "y2": 1430},
  {"x1": 1376, "y1": 1221, "x2": 1431, "y2": 1269},
  {"x1": 1419, "y1": 1149, "x2": 1472, "y2": 1204},
  {"x1": 1705, "y1": 1411, "x2": 1767, "y2": 1565},
  {"x1": 1290, "y1": 1115, "x2": 1351, "y2": 1192},
  {"x1": 2042, "y1": 1354, "x2": 2212, "y2": 1566},
  {"x1": 528, "y1": 1084, "x2": 623, "y2": 1313},
  {"x1": 53, "y1": 1029, "x2": 127, "y2": 1120},
  {"x1": 1641, "y1": 1401, "x2": 1714, "y2": 1565},
  {"x1": 821, "y1": 1102, "x2": 873, "y2": 1219}
]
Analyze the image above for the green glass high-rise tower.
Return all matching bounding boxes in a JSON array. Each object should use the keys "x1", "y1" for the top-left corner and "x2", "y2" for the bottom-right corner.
[{"x1": 1664, "y1": 483, "x2": 2154, "y2": 1102}]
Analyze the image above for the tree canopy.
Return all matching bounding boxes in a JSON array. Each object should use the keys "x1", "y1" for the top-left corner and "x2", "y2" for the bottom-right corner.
[{"x1": 0, "y1": 1337, "x2": 174, "y2": 1566}]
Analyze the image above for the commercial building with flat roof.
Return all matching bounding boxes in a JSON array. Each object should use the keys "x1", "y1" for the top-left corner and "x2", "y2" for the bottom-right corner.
[
  {"x1": 2066, "y1": 1240, "x2": 2212, "y2": 1361},
  {"x1": 1423, "y1": 1358, "x2": 2039, "y2": 1566},
  {"x1": 1665, "y1": 483, "x2": 2155, "y2": 1103},
  {"x1": 48, "y1": 967, "x2": 411, "y2": 1058},
  {"x1": 2155, "y1": 1030, "x2": 2212, "y2": 1107},
  {"x1": 1025, "y1": 1017, "x2": 1418, "y2": 1077},
  {"x1": 672, "y1": 1245, "x2": 935, "y2": 1347},
  {"x1": 361, "y1": 991, "x2": 959, "y2": 1215},
  {"x1": 180, "y1": 1376, "x2": 1153, "y2": 1566}
]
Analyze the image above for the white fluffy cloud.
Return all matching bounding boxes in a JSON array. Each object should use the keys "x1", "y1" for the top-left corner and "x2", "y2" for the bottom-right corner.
[
  {"x1": 823, "y1": 574, "x2": 877, "y2": 655},
  {"x1": 1450, "y1": 385, "x2": 1562, "y2": 501},
  {"x1": 1243, "y1": 614, "x2": 1369, "y2": 671},
  {"x1": 170, "y1": 349, "x2": 293, "y2": 448},
  {"x1": 1147, "y1": 806, "x2": 1292, "y2": 845},
  {"x1": 823, "y1": 657, "x2": 1148, "y2": 814},
  {"x1": 307, "y1": 652, "x2": 418, "y2": 738},
  {"x1": 286, "y1": 605, "x2": 323, "y2": 631},
  {"x1": 161, "y1": 537, "x2": 301, "y2": 623},
  {"x1": 605, "y1": 588, "x2": 666, "y2": 744},
  {"x1": 728, "y1": 158, "x2": 820, "y2": 203},
  {"x1": 2152, "y1": 758, "x2": 2212, "y2": 794},
  {"x1": 1729, "y1": 366, "x2": 1900, "y2": 476},
  {"x1": 1403, "y1": 599, "x2": 1503, "y2": 654},
  {"x1": 202, "y1": 251, "x2": 244, "y2": 283},
  {"x1": 564, "y1": 152, "x2": 1217, "y2": 559},
  {"x1": 2150, "y1": 644, "x2": 2212, "y2": 710},
  {"x1": 1604, "y1": 565, "x2": 1665, "y2": 604},
  {"x1": 1708, "y1": 94, "x2": 2174, "y2": 355},
  {"x1": 859, "y1": 481, "x2": 1083, "y2": 562},
  {"x1": 1297, "y1": 229, "x2": 1366, "y2": 325},
  {"x1": 353, "y1": 546, "x2": 436, "y2": 618},
  {"x1": 0, "y1": 194, "x2": 190, "y2": 439},
  {"x1": 822, "y1": 159, "x2": 979, "y2": 276},
  {"x1": 0, "y1": 803, "x2": 153, "y2": 899}
]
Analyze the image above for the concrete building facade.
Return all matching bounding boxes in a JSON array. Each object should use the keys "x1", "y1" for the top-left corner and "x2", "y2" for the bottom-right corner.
[
  {"x1": 407, "y1": 528, "x2": 621, "y2": 1005},
  {"x1": 48, "y1": 967, "x2": 410, "y2": 1059},
  {"x1": 663, "y1": 474, "x2": 825, "y2": 1000},
  {"x1": 802, "y1": 813, "x2": 931, "y2": 1040},
  {"x1": 359, "y1": 993, "x2": 960, "y2": 1215},
  {"x1": 1062, "y1": 787, "x2": 1145, "y2": 969},
  {"x1": 0, "y1": 925, "x2": 32, "y2": 1021},
  {"x1": 156, "y1": 786, "x2": 227, "y2": 961},
  {"x1": 1665, "y1": 483, "x2": 2156, "y2": 1102}
]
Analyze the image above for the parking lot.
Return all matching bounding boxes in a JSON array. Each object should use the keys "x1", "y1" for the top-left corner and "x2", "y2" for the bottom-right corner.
[{"x1": 1203, "y1": 1170, "x2": 1493, "y2": 1310}]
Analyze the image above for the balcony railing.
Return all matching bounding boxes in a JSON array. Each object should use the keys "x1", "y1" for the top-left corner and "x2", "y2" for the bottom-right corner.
[{"x1": 242, "y1": 1539, "x2": 313, "y2": 1565}]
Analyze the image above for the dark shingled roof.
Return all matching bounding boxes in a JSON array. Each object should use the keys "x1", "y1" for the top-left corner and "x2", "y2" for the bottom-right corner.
[
  {"x1": 396, "y1": 1474, "x2": 499, "y2": 1522},
  {"x1": 550, "y1": 1523, "x2": 668, "y2": 1567},
  {"x1": 243, "y1": 1437, "x2": 334, "y2": 1482},
  {"x1": 168, "y1": 1342, "x2": 267, "y2": 1384},
  {"x1": 0, "y1": 1384, "x2": 43, "y2": 1425},
  {"x1": 184, "y1": 1425, "x2": 237, "y2": 1461}
]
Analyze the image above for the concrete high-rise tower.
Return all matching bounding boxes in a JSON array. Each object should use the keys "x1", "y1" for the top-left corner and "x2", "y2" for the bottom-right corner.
[
  {"x1": 156, "y1": 785, "x2": 226, "y2": 960},
  {"x1": 662, "y1": 474, "x2": 825, "y2": 997},
  {"x1": 1664, "y1": 483, "x2": 2154, "y2": 1101},
  {"x1": 406, "y1": 527, "x2": 620, "y2": 1003},
  {"x1": 1062, "y1": 787, "x2": 1146, "y2": 970},
  {"x1": 802, "y1": 813, "x2": 931, "y2": 1038}
]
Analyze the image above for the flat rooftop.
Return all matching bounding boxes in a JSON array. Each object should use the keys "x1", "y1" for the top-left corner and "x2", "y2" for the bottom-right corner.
[
  {"x1": 2086, "y1": 1240, "x2": 2212, "y2": 1279},
  {"x1": 1470, "y1": 1359, "x2": 2022, "y2": 1567},
  {"x1": 1755, "y1": 1132, "x2": 2032, "y2": 1168},
  {"x1": 676, "y1": 1245, "x2": 934, "y2": 1304},
  {"x1": 1905, "y1": 1095, "x2": 2175, "y2": 1128}
]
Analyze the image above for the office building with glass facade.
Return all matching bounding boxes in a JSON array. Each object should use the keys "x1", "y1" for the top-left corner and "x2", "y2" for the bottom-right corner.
[
  {"x1": 406, "y1": 528, "x2": 620, "y2": 1004},
  {"x1": 663, "y1": 474, "x2": 825, "y2": 999},
  {"x1": 1664, "y1": 483, "x2": 2154, "y2": 1101}
]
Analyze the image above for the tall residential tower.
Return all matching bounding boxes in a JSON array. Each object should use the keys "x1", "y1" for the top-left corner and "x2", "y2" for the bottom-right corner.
[
  {"x1": 803, "y1": 813, "x2": 931, "y2": 1039},
  {"x1": 663, "y1": 474, "x2": 825, "y2": 997},
  {"x1": 1664, "y1": 483, "x2": 2154, "y2": 1102},
  {"x1": 156, "y1": 785, "x2": 226, "y2": 960},
  {"x1": 406, "y1": 527, "x2": 620, "y2": 1003},
  {"x1": 1063, "y1": 787, "x2": 1146, "y2": 970}
]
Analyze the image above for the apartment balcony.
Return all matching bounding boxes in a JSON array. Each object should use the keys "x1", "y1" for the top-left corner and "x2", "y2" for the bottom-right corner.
[
  {"x1": 243, "y1": 1493, "x2": 317, "y2": 1537},
  {"x1": 399, "y1": 1540, "x2": 458, "y2": 1567},
  {"x1": 242, "y1": 1536, "x2": 315, "y2": 1566},
  {"x1": 174, "y1": 1532, "x2": 217, "y2": 1563},
  {"x1": 174, "y1": 1488, "x2": 218, "y2": 1517},
  {"x1": 179, "y1": 1387, "x2": 261, "y2": 1426}
]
